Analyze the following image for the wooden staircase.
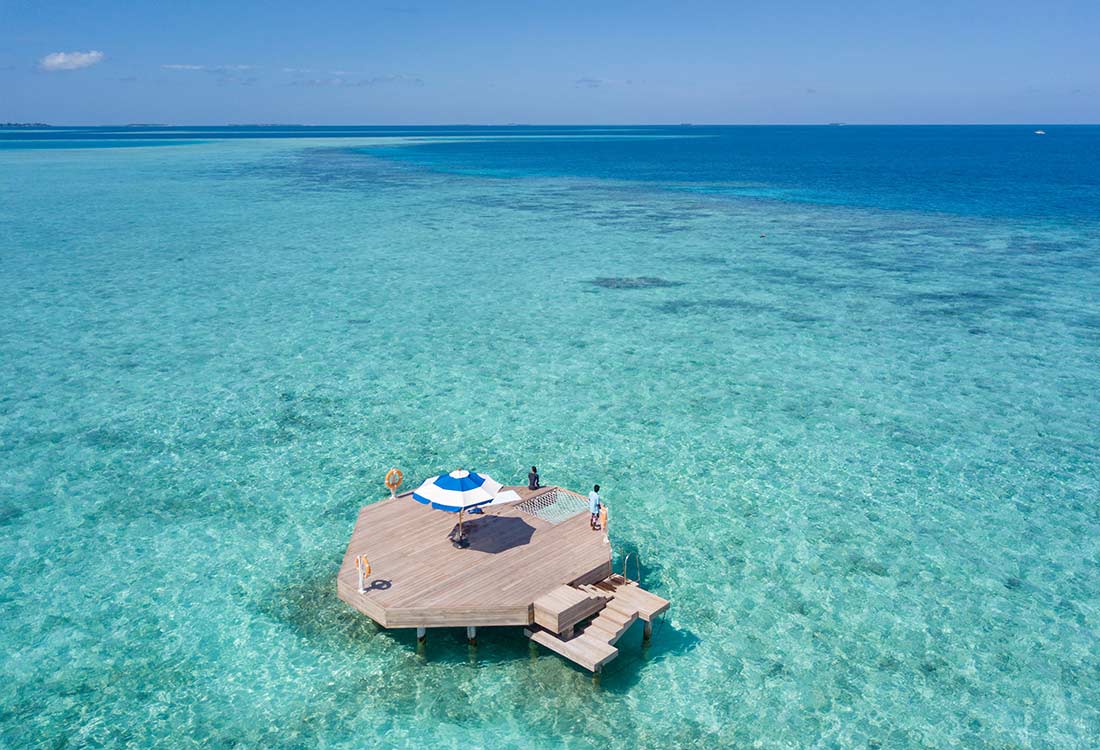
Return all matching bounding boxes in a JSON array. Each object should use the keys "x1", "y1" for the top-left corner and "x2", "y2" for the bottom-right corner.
[
  {"x1": 525, "y1": 574, "x2": 669, "y2": 672},
  {"x1": 582, "y1": 599, "x2": 638, "y2": 642}
]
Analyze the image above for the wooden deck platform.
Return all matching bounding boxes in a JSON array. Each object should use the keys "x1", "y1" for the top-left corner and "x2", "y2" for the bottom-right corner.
[
  {"x1": 337, "y1": 486, "x2": 612, "y2": 628},
  {"x1": 337, "y1": 483, "x2": 671, "y2": 672}
]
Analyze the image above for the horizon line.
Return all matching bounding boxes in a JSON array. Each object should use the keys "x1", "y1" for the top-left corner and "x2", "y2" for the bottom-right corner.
[{"x1": 3, "y1": 121, "x2": 1098, "y2": 128}]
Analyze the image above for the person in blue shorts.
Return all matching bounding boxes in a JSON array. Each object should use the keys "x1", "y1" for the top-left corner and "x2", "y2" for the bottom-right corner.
[{"x1": 588, "y1": 484, "x2": 601, "y2": 530}]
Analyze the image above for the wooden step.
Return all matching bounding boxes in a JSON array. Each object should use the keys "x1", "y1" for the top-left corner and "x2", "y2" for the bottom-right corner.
[
  {"x1": 533, "y1": 585, "x2": 605, "y2": 634},
  {"x1": 525, "y1": 627, "x2": 618, "y2": 671},
  {"x1": 583, "y1": 617, "x2": 620, "y2": 640},
  {"x1": 590, "y1": 578, "x2": 670, "y2": 622},
  {"x1": 584, "y1": 620, "x2": 622, "y2": 643},
  {"x1": 584, "y1": 608, "x2": 638, "y2": 644},
  {"x1": 592, "y1": 605, "x2": 633, "y2": 628},
  {"x1": 604, "y1": 599, "x2": 638, "y2": 619}
]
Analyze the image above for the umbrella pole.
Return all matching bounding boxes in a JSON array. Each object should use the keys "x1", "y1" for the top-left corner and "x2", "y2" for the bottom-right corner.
[{"x1": 458, "y1": 509, "x2": 464, "y2": 541}]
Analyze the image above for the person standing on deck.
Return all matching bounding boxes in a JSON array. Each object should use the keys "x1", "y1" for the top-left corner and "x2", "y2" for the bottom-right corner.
[
  {"x1": 589, "y1": 484, "x2": 602, "y2": 530},
  {"x1": 528, "y1": 466, "x2": 540, "y2": 491}
]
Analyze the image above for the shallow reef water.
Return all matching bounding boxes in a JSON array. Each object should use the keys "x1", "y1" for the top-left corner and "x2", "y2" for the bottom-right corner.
[{"x1": 1, "y1": 126, "x2": 1099, "y2": 749}]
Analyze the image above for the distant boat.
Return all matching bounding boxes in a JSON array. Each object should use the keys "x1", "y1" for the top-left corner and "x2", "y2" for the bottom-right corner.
[{"x1": 1034, "y1": 129, "x2": 1046, "y2": 135}]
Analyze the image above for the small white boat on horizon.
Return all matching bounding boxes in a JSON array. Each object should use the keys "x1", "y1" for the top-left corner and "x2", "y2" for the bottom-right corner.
[{"x1": 1034, "y1": 129, "x2": 1046, "y2": 135}]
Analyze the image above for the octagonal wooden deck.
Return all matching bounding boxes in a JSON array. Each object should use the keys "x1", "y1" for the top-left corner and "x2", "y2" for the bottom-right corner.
[{"x1": 336, "y1": 486, "x2": 613, "y2": 628}]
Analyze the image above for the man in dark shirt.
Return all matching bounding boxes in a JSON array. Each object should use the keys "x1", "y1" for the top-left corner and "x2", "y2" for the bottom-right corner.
[{"x1": 528, "y1": 466, "x2": 540, "y2": 490}]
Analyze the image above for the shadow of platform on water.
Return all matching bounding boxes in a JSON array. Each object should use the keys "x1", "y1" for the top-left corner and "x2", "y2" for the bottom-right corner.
[
  {"x1": 377, "y1": 616, "x2": 701, "y2": 686},
  {"x1": 381, "y1": 624, "x2": 538, "y2": 667},
  {"x1": 527, "y1": 616, "x2": 702, "y2": 692},
  {"x1": 256, "y1": 560, "x2": 384, "y2": 650}
]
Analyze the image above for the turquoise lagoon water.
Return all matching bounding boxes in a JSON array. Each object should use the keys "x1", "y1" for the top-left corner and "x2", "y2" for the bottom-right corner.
[{"x1": 1, "y1": 126, "x2": 1099, "y2": 749}]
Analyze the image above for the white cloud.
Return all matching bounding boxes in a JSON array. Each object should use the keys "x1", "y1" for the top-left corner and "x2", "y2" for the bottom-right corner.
[{"x1": 39, "y1": 50, "x2": 104, "y2": 71}]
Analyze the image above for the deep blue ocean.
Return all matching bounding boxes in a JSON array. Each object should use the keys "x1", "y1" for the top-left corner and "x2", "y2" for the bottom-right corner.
[
  {"x1": 1, "y1": 125, "x2": 1098, "y2": 749},
  {"x1": 5, "y1": 124, "x2": 1099, "y2": 219}
]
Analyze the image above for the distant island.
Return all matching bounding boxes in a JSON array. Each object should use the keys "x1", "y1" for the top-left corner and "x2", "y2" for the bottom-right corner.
[{"x1": 0, "y1": 123, "x2": 50, "y2": 128}]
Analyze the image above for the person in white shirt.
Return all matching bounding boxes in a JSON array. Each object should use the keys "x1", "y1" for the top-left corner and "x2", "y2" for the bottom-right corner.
[{"x1": 588, "y1": 484, "x2": 601, "y2": 530}]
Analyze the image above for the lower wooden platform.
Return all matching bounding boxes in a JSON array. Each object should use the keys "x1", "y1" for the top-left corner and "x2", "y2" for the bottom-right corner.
[{"x1": 526, "y1": 627, "x2": 620, "y2": 671}]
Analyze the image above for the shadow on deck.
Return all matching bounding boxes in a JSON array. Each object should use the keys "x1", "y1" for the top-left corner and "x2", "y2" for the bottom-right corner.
[{"x1": 454, "y1": 515, "x2": 537, "y2": 553}]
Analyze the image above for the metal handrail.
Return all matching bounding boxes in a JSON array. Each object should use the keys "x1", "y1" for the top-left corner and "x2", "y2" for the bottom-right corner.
[{"x1": 621, "y1": 552, "x2": 641, "y2": 584}]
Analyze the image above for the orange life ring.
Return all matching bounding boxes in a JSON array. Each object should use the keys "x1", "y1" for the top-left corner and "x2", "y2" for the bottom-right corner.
[
  {"x1": 356, "y1": 555, "x2": 371, "y2": 578},
  {"x1": 385, "y1": 468, "x2": 403, "y2": 490},
  {"x1": 599, "y1": 505, "x2": 608, "y2": 529}
]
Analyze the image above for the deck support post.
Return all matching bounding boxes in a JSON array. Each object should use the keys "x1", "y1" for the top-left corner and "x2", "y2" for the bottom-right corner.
[
  {"x1": 466, "y1": 626, "x2": 477, "y2": 646},
  {"x1": 643, "y1": 620, "x2": 653, "y2": 642},
  {"x1": 416, "y1": 626, "x2": 427, "y2": 643}
]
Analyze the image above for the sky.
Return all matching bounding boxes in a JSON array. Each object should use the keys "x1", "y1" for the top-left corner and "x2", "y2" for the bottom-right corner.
[{"x1": 1, "y1": 0, "x2": 1098, "y2": 125}]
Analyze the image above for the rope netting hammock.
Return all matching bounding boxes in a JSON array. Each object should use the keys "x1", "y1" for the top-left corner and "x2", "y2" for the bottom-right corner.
[{"x1": 515, "y1": 488, "x2": 589, "y2": 524}]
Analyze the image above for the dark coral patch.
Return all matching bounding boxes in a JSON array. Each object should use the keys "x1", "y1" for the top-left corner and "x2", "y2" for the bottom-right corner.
[{"x1": 589, "y1": 277, "x2": 683, "y2": 289}]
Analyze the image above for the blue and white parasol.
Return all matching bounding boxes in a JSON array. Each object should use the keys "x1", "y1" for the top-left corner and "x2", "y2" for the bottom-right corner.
[{"x1": 412, "y1": 469, "x2": 504, "y2": 512}]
